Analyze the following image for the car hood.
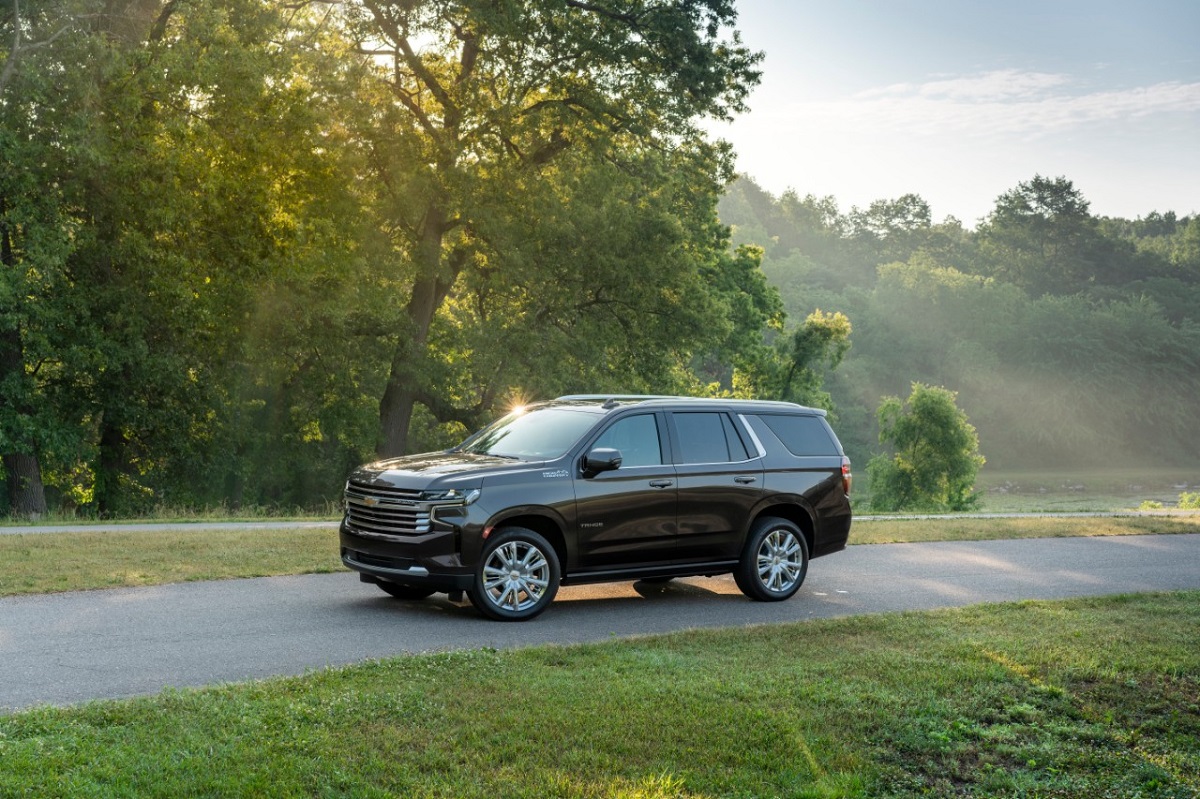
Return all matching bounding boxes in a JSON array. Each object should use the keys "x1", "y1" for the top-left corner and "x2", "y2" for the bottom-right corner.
[{"x1": 351, "y1": 451, "x2": 539, "y2": 489}]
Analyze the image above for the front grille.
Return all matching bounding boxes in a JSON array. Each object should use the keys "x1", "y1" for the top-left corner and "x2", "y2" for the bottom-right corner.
[{"x1": 345, "y1": 481, "x2": 431, "y2": 539}]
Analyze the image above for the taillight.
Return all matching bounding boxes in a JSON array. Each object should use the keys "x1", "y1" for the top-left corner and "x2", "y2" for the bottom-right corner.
[{"x1": 841, "y1": 457, "x2": 852, "y2": 495}]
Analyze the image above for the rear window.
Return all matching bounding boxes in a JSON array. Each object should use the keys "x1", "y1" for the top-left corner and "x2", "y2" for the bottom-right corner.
[{"x1": 755, "y1": 414, "x2": 839, "y2": 456}]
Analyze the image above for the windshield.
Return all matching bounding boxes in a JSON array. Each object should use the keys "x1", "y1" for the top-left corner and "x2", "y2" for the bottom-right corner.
[{"x1": 456, "y1": 407, "x2": 600, "y2": 460}]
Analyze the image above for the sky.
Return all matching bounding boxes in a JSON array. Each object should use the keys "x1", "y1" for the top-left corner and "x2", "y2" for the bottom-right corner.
[{"x1": 709, "y1": 0, "x2": 1200, "y2": 226}]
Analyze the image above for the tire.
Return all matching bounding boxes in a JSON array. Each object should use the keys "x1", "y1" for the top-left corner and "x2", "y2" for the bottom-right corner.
[
  {"x1": 468, "y1": 527, "x2": 560, "y2": 621},
  {"x1": 734, "y1": 517, "x2": 809, "y2": 602},
  {"x1": 376, "y1": 581, "x2": 437, "y2": 600}
]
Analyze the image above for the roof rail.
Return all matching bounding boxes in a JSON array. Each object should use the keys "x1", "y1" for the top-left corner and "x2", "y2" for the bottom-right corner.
[
  {"x1": 552, "y1": 394, "x2": 821, "y2": 414},
  {"x1": 555, "y1": 395, "x2": 697, "y2": 411},
  {"x1": 555, "y1": 394, "x2": 684, "y2": 402}
]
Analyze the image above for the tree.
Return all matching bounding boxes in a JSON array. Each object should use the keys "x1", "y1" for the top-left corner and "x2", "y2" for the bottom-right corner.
[
  {"x1": 0, "y1": 0, "x2": 101, "y2": 516},
  {"x1": 847, "y1": 193, "x2": 932, "y2": 265},
  {"x1": 867, "y1": 383, "x2": 984, "y2": 512},
  {"x1": 336, "y1": 0, "x2": 762, "y2": 456},
  {"x1": 2, "y1": 0, "x2": 365, "y2": 515},
  {"x1": 977, "y1": 175, "x2": 1116, "y2": 294},
  {"x1": 395, "y1": 142, "x2": 781, "y2": 445},
  {"x1": 727, "y1": 309, "x2": 850, "y2": 413}
]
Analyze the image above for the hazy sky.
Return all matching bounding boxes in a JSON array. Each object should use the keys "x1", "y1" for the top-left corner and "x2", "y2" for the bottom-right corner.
[{"x1": 711, "y1": 0, "x2": 1200, "y2": 226}]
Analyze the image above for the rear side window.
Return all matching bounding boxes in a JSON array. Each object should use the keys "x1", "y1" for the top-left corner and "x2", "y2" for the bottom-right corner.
[
  {"x1": 672, "y1": 412, "x2": 750, "y2": 464},
  {"x1": 756, "y1": 414, "x2": 839, "y2": 456}
]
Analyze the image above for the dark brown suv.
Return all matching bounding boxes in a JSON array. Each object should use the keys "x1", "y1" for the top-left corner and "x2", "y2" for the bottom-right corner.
[{"x1": 340, "y1": 396, "x2": 852, "y2": 620}]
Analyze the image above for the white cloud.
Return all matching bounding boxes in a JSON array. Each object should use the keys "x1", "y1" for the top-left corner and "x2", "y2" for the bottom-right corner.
[
  {"x1": 784, "y1": 71, "x2": 1200, "y2": 140},
  {"x1": 863, "y1": 70, "x2": 1071, "y2": 102}
]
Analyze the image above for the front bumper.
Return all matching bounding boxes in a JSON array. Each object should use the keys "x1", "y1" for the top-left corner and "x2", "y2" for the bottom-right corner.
[{"x1": 339, "y1": 506, "x2": 483, "y2": 591}]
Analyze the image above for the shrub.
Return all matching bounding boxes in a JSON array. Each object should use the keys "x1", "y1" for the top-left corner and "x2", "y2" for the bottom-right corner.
[{"x1": 867, "y1": 383, "x2": 985, "y2": 512}]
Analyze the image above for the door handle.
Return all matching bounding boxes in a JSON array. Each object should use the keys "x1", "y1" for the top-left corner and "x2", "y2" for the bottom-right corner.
[
  {"x1": 734, "y1": 476, "x2": 757, "y2": 484},
  {"x1": 649, "y1": 480, "x2": 674, "y2": 489}
]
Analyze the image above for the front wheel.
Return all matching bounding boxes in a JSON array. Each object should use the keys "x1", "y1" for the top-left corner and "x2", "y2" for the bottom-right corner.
[
  {"x1": 734, "y1": 517, "x2": 809, "y2": 602},
  {"x1": 468, "y1": 527, "x2": 560, "y2": 621}
]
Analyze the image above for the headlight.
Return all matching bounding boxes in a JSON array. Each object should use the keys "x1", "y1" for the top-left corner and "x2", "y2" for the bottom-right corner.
[{"x1": 419, "y1": 488, "x2": 481, "y2": 504}]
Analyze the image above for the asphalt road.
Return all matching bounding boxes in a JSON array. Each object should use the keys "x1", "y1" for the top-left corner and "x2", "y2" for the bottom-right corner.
[{"x1": 3, "y1": 533, "x2": 1198, "y2": 712}]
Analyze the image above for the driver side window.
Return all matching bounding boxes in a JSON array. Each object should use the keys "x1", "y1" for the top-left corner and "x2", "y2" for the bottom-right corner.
[{"x1": 593, "y1": 414, "x2": 663, "y2": 467}]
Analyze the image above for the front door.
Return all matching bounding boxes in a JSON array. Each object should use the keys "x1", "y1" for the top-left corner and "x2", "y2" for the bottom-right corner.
[{"x1": 573, "y1": 412, "x2": 677, "y2": 569}]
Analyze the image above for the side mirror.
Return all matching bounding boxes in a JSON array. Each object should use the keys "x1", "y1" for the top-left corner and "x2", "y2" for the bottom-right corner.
[{"x1": 583, "y1": 447, "x2": 623, "y2": 475}]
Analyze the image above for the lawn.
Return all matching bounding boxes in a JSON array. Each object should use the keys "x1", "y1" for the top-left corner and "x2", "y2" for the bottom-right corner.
[
  {"x1": 0, "y1": 527, "x2": 340, "y2": 597},
  {"x1": 1, "y1": 592, "x2": 1196, "y2": 797},
  {"x1": 974, "y1": 468, "x2": 1199, "y2": 513}
]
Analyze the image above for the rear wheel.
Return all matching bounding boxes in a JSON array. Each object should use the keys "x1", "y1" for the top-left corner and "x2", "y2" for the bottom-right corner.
[
  {"x1": 734, "y1": 517, "x2": 809, "y2": 602},
  {"x1": 468, "y1": 527, "x2": 560, "y2": 621},
  {"x1": 376, "y1": 581, "x2": 437, "y2": 600}
]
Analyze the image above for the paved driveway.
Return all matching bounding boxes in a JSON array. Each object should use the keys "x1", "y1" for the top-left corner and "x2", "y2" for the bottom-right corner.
[{"x1": 3, "y1": 534, "x2": 1198, "y2": 711}]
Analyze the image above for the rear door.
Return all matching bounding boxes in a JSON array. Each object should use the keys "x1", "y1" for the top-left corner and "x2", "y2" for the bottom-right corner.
[{"x1": 668, "y1": 410, "x2": 763, "y2": 562}]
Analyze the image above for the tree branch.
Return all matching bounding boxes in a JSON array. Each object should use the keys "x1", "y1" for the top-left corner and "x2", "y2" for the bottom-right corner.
[{"x1": 1, "y1": 0, "x2": 81, "y2": 94}]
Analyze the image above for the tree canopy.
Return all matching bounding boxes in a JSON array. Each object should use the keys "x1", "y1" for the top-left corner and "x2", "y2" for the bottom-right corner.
[{"x1": 1, "y1": 0, "x2": 782, "y2": 517}]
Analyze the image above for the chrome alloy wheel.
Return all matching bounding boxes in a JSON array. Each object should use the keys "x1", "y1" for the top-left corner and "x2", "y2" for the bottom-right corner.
[
  {"x1": 481, "y1": 539, "x2": 552, "y2": 613},
  {"x1": 757, "y1": 528, "x2": 804, "y2": 593}
]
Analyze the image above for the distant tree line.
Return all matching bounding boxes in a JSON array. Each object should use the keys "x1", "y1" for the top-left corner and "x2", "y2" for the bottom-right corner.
[{"x1": 719, "y1": 175, "x2": 1200, "y2": 474}]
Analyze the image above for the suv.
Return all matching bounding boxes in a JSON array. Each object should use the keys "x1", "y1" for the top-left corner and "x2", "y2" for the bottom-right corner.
[{"x1": 340, "y1": 396, "x2": 852, "y2": 620}]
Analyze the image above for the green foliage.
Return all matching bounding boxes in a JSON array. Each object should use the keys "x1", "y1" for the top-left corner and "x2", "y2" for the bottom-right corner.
[
  {"x1": 731, "y1": 309, "x2": 851, "y2": 411},
  {"x1": 868, "y1": 383, "x2": 985, "y2": 512},
  {"x1": 1179, "y1": 492, "x2": 1200, "y2": 510},
  {"x1": 2, "y1": 0, "x2": 786, "y2": 514},
  {"x1": 337, "y1": 0, "x2": 766, "y2": 455},
  {"x1": 977, "y1": 174, "x2": 1122, "y2": 295},
  {"x1": 721, "y1": 175, "x2": 1200, "y2": 473}
]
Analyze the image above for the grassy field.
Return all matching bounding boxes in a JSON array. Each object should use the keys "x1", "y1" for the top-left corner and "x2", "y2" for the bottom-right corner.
[
  {"x1": 0, "y1": 527, "x2": 341, "y2": 597},
  {"x1": 852, "y1": 514, "x2": 1200, "y2": 545},
  {"x1": 3, "y1": 515, "x2": 1200, "y2": 598},
  {"x1": 1, "y1": 592, "x2": 1196, "y2": 797},
  {"x1": 974, "y1": 468, "x2": 1199, "y2": 513}
]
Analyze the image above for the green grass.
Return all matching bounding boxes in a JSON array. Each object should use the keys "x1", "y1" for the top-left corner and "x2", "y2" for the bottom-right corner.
[
  {"x1": 852, "y1": 514, "x2": 1200, "y2": 545},
  {"x1": 1, "y1": 592, "x2": 1197, "y2": 797},
  {"x1": 0, "y1": 505, "x2": 340, "y2": 527},
  {"x1": 975, "y1": 468, "x2": 1199, "y2": 513},
  {"x1": 0, "y1": 527, "x2": 341, "y2": 596}
]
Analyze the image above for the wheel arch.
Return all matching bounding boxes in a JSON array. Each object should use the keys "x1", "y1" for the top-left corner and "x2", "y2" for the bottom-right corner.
[
  {"x1": 489, "y1": 512, "x2": 568, "y2": 574},
  {"x1": 750, "y1": 502, "x2": 815, "y2": 556}
]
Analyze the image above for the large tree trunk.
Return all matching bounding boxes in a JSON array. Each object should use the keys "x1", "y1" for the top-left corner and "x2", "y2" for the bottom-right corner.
[
  {"x1": 377, "y1": 274, "x2": 454, "y2": 457},
  {"x1": 376, "y1": 207, "x2": 457, "y2": 458},
  {"x1": 1, "y1": 196, "x2": 48, "y2": 518},
  {"x1": 3, "y1": 452, "x2": 47, "y2": 518},
  {"x1": 94, "y1": 418, "x2": 129, "y2": 517}
]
